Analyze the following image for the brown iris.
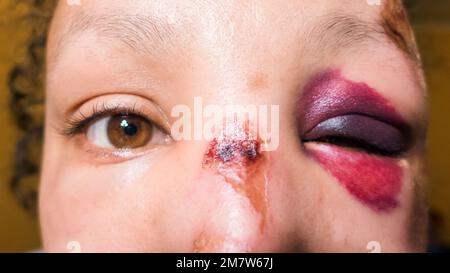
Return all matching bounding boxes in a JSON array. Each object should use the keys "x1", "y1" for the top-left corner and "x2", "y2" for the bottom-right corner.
[{"x1": 107, "y1": 115, "x2": 152, "y2": 148}]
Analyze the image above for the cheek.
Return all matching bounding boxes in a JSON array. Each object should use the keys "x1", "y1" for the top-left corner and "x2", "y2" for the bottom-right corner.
[
  {"x1": 39, "y1": 156, "x2": 161, "y2": 251},
  {"x1": 305, "y1": 143, "x2": 404, "y2": 213}
]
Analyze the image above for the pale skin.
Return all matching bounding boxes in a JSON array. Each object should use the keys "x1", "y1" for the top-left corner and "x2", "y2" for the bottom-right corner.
[{"x1": 40, "y1": 0, "x2": 428, "y2": 252}]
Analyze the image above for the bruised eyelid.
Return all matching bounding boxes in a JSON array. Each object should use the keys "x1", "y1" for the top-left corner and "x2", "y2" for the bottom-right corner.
[
  {"x1": 298, "y1": 69, "x2": 415, "y2": 155},
  {"x1": 302, "y1": 114, "x2": 409, "y2": 156}
]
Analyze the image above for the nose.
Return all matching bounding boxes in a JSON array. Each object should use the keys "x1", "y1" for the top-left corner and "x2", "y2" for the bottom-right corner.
[{"x1": 192, "y1": 120, "x2": 274, "y2": 252}]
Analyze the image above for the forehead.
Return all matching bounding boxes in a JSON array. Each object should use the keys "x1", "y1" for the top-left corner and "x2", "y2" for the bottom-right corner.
[
  {"x1": 49, "y1": 0, "x2": 382, "y2": 49},
  {"x1": 47, "y1": 0, "x2": 417, "y2": 73},
  {"x1": 54, "y1": 0, "x2": 381, "y2": 22},
  {"x1": 45, "y1": 0, "x2": 426, "y2": 130}
]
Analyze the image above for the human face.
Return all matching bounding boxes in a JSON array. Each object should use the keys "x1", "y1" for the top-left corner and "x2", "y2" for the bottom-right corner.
[{"x1": 40, "y1": 0, "x2": 428, "y2": 252}]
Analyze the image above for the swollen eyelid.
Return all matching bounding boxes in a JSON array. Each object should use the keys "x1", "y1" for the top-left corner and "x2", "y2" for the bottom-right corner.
[{"x1": 303, "y1": 114, "x2": 407, "y2": 155}]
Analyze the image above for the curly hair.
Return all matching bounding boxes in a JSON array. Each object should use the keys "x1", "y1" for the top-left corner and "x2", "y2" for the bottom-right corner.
[{"x1": 7, "y1": 0, "x2": 56, "y2": 213}]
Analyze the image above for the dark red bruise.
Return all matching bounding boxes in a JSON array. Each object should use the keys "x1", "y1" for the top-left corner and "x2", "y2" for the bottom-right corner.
[
  {"x1": 301, "y1": 69, "x2": 406, "y2": 212},
  {"x1": 307, "y1": 144, "x2": 403, "y2": 212}
]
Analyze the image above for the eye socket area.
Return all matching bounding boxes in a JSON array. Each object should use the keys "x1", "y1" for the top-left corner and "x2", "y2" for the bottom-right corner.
[
  {"x1": 302, "y1": 114, "x2": 410, "y2": 156},
  {"x1": 86, "y1": 114, "x2": 169, "y2": 149}
]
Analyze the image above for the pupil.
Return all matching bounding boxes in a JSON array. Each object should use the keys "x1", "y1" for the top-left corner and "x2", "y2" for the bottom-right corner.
[{"x1": 120, "y1": 119, "x2": 138, "y2": 136}]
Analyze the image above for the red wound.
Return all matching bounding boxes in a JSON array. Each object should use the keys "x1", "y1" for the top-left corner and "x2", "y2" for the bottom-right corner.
[{"x1": 203, "y1": 123, "x2": 268, "y2": 231}]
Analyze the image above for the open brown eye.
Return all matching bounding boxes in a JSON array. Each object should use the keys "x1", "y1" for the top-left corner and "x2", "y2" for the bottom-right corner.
[{"x1": 107, "y1": 115, "x2": 152, "y2": 148}]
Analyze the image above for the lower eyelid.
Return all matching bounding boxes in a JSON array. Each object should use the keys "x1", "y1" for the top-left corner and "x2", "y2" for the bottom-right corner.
[
  {"x1": 74, "y1": 132, "x2": 167, "y2": 164},
  {"x1": 83, "y1": 146, "x2": 160, "y2": 164}
]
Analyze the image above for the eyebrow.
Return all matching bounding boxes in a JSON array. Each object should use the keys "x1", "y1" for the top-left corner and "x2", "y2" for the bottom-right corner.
[
  {"x1": 55, "y1": 9, "x2": 418, "y2": 67},
  {"x1": 57, "y1": 12, "x2": 177, "y2": 59},
  {"x1": 305, "y1": 13, "x2": 382, "y2": 55},
  {"x1": 305, "y1": 11, "x2": 418, "y2": 65}
]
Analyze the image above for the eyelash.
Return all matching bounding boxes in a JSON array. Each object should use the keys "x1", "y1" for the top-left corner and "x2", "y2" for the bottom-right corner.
[
  {"x1": 301, "y1": 115, "x2": 409, "y2": 158},
  {"x1": 62, "y1": 103, "x2": 151, "y2": 136},
  {"x1": 65, "y1": 104, "x2": 408, "y2": 158},
  {"x1": 307, "y1": 136, "x2": 403, "y2": 157}
]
